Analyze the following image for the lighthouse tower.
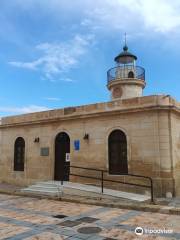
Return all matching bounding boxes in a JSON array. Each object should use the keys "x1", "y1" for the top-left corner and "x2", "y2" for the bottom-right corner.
[{"x1": 107, "y1": 40, "x2": 146, "y2": 100}]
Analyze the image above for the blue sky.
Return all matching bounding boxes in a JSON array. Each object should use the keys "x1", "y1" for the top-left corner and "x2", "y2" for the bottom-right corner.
[{"x1": 0, "y1": 0, "x2": 180, "y2": 116}]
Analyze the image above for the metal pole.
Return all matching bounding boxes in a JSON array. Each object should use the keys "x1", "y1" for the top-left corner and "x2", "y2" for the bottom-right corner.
[
  {"x1": 101, "y1": 171, "x2": 104, "y2": 194},
  {"x1": 61, "y1": 173, "x2": 64, "y2": 186},
  {"x1": 150, "y1": 178, "x2": 154, "y2": 203}
]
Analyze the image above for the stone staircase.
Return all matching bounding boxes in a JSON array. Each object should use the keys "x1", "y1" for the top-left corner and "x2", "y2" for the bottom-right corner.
[
  {"x1": 21, "y1": 181, "x2": 151, "y2": 202},
  {"x1": 21, "y1": 181, "x2": 63, "y2": 197}
]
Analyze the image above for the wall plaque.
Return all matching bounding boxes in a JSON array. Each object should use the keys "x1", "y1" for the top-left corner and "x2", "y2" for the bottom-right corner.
[
  {"x1": 64, "y1": 107, "x2": 76, "y2": 115},
  {"x1": 41, "y1": 147, "x2": 49, "y2": 156}
]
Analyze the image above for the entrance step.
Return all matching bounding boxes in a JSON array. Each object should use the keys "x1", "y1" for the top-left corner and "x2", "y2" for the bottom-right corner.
[
  {"x1": 21, "y1": 181, "x2": 150, "y2": 202},
  {"x1": 21, "y1": 181, "x2": 63, "y2": 197}
]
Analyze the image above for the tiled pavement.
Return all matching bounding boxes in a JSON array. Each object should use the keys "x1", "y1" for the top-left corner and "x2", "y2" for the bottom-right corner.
[{"x1": 0, "y1": 194, "x2": 179, "y2": 239}]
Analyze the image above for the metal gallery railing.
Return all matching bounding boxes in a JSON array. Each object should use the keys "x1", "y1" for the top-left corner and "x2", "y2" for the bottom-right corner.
[
  {"x1": 63, "y1": 165, "x2": 154, "y2": 203},
  {"x1": 107, "y1": 65, "x2": 145, "y2": 84}
]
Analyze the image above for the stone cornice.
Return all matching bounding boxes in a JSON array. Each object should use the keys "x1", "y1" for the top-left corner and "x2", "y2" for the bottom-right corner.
[{"x1": 0, "y1": 95, "x2": 179, "y2": 128}]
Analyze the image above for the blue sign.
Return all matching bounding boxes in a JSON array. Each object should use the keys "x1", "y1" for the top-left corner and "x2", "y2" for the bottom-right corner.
[{"x1": 74, "y1": 140, "x2": 80, "y2": 151}]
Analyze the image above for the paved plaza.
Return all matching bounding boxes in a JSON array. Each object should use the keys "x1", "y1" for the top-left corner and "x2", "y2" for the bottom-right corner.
[{"x1": 0, "y1": 194, "x2": 179, "y2": 239}]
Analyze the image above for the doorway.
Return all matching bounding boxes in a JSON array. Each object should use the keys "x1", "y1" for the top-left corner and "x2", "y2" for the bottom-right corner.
[
  {"x1": 54, "y1": 132, "x2": 70, "y2": 181},
  {"x1": 108, "y1": 129, "x2": 128, "y2": 175}
]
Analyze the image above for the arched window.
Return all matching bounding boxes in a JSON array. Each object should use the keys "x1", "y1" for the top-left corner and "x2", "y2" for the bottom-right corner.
[
  {"x1": 108, "y1": 129, "x2": 128, "y2": 175},
  {"x1": 128, "y1": 71, "x2": 134, "y2": 78},
  {"x1": 14, "y1": 137, "x2": 25, "y2": 171}
]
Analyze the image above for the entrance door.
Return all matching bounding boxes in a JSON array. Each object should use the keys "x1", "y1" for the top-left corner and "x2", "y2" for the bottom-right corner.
[
  {"x1": 54, "y1": 132, "x2": 70, "y2": 181},
  {"x1": 108, "y1": 129, "x2": 128, "y2": 175}
]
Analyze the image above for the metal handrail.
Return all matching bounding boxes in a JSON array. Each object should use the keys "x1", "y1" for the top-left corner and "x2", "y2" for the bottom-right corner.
[{"x1": 66, "y1": 165, "x2": 154, "y2": 203}]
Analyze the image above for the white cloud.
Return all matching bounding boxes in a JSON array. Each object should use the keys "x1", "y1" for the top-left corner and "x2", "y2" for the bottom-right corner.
[
  {"x1": 0, "y1": 105, "x2": 49, "y2": 114},
  {"x1": 59, "y1": 77, "x2": 75, "y2": 83},
  {"x1": 9, "y1": 59, "x2": 41, "y2": 70},
  {"x1": 4, "y1": 1, "x2": 180, "y2": 38},
  {"x1": 79, "y1": 0, "x2": 180, "y2": 34},
  {"x1": 121, "y1": 0, "x2": 180, "y2": 33},
  {"x1": 41, "y1": 76, "x2": 75, "y2": 83},
  {"x1": 44, "y1": 97, "x2": 60, "y2": 101},
  {"x1": 9, "y1": 34, "x2": 95, "y2": 80}
]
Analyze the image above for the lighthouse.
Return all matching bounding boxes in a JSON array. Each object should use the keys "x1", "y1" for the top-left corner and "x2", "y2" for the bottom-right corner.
[{"x1": 107, "y1": 39, "x2": 146, "y2": 100}]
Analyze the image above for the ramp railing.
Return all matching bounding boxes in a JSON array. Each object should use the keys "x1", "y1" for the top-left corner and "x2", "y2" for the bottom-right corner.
[{"x1": 61, "y1": 165, "x2": 154, "y2": 203}]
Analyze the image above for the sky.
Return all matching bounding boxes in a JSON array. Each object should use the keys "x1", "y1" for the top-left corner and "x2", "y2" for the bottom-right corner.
[{"x1": 0, "y1": 0, "x2": 180, "y2": 116}]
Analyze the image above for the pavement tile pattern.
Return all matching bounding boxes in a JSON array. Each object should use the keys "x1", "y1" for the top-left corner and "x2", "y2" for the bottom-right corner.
[{"x1": 0, "y1": 194, "x2": 179, "y2": 239}]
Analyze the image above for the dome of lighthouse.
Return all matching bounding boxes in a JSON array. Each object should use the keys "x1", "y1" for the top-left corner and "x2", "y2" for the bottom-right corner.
[{"x1": 114, "y1": 45, "x2": 137, "y2": 64}]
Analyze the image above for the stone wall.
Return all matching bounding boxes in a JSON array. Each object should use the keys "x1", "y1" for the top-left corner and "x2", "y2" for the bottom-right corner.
[{"x1": 171, "y1": 112, "x2": 180, "y2": 196}]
